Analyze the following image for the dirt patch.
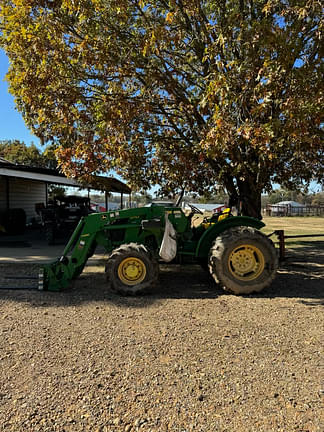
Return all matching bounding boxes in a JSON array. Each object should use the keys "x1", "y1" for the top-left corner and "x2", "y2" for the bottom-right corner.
[{"x1": 0, "y1": 246, "x2": 323, "y2": 432}]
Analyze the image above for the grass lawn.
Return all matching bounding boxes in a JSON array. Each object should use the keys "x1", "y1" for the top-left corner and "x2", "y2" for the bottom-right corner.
[{"x1": 262, "y1": 216, "x2": 324, "y2": 249}]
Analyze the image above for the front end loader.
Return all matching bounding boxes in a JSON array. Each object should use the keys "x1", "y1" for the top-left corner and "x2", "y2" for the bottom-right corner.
[{"x1": 39, "y1": 204, "x2": 278, "y2": 295}]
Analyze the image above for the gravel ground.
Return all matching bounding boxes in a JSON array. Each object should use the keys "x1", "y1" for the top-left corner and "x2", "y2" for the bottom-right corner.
[{"x1": 0, "y1": 247, "x2": 323, "y2": 432}]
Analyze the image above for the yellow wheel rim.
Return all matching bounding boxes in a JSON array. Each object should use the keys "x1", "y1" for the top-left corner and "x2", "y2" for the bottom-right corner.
[
  {"x1": 118, "y1": 257, "x2": 146, "y2": 286},
  {"x1": 228, "y1": 244, "x2": 265, "y2": 281}
]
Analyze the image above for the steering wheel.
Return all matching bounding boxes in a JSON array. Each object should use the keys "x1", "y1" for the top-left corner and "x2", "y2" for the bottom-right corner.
[{"x1": 188, "y1": 203, "x2": 204, "y2": 215}]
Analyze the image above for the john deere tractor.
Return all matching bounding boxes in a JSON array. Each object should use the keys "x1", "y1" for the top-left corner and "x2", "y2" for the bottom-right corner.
[{"x1": 39, "y1": 202, "x2": 278, "y2": 296}]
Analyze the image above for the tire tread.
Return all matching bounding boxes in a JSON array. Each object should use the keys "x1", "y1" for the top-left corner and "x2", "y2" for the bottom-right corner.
[
  {"x1": 209, "y1": 226, "x2": 278, "y2": 295},
  {"x1": 105, "y1": 243, "x2": 159, "y2": 295}
]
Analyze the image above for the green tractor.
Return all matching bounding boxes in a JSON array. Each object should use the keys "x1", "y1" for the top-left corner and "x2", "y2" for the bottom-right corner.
[{"x1": 39, "y1": 202, "x2": 278, "y2": 295}]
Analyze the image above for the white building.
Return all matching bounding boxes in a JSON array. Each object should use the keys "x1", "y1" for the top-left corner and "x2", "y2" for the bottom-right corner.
[
  {"x1": 0, "y1": 159, "x2": 130, "y2": 231},
  {"x1": 269, "y1": 200, "x2": 305, "y2": 216}
]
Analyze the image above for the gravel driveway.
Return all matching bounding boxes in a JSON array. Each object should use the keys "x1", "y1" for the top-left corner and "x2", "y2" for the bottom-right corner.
[{"x1": 0, "y1": 246, "x2": 323, "y2": 432}]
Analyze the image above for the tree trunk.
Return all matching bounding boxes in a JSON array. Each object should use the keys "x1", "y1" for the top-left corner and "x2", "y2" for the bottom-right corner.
[
  {"x1": 224, "y1": 176, "x2": 263, "y2": 220},
  {"x1": 237, "y1": 179, "x2": 262, "y2": 220}
]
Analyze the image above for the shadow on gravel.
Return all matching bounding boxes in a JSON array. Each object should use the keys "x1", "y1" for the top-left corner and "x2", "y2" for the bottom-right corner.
[
  {"x1": 284, "y1": 241, "x2": 324, "y2": 258},
  {"x1": 0, "y1": 246, "x2": 322, "y2": 308},
  {"x1": 250, "y1": 245, "x2": 324, "y2": 305},
  {"x1": 256, "y1": 271, "x2": 323, "y2": 304},
  {"x1": 284, "y1": 240, "x2": 324, "y2": 251}
]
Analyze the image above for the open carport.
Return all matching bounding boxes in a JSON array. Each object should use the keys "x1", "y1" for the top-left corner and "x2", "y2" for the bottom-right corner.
[
  {"x1": 0, "y1": 158, "x2": 130, "y2": 268},
  {"x1": 0, "y1": 158, "x2": 131, "y2": 233}
]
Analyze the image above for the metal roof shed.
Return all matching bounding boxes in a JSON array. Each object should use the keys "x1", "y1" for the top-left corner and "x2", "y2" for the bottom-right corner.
[{"x1": 0, "y1": 161, "x2": 131, "y2": 224}]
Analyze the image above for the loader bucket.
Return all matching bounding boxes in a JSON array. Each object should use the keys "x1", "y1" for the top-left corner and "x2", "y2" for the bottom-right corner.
[{"x1": 39, "y1": 259, "x2": 73, "y2": 291}]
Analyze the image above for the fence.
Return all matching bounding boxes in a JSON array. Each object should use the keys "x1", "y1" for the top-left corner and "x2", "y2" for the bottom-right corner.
[
  {"x1": 270, "y1": 230, "x2": 324, "y2": 261},
  {"x1": 265, "y1": 204, "x2": 324, "y2": 217}
]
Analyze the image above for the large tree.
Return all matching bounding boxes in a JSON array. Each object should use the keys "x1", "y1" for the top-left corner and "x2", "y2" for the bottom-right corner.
[{"x1": 0, "y1": 0, "x2": 323, "y2": 217}]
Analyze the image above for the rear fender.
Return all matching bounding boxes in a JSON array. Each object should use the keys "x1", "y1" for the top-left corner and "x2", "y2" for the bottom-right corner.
[{"x1": 195, "y1": 216, "x2": 265, "y2": 259}]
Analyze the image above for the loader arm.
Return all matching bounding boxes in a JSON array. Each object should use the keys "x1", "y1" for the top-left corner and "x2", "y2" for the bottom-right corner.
[{"x1": 39, "y1": 212, "x2": 116, "y2": 291}]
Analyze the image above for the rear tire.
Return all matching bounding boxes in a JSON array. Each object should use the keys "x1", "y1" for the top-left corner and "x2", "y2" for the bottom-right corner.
[
  {"x1": 105, "y1": 243, "x2": 159, "y2": 295},
  {"x1": 208, "y1": 226, "x2": 278, "y2": 295}
]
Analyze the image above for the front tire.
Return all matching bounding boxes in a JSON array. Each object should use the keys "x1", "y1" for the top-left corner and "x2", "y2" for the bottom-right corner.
[
  {"x1": 105, "y1": 243, "x2": 159, "y2": 295},
  {"x1": 209, "y1": 227, "x2": 278, "y2": 295}
]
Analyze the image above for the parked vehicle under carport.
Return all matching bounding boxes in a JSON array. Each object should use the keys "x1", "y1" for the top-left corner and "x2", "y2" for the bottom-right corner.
[{"x1": 37, "y1": 195, "x2": 93, "y2": 245}]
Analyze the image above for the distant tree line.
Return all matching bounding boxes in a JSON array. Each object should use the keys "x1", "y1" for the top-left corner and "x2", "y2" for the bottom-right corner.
[
  {"x1": 0, "y1": 140, "x2": 57, "y2": 169},
  {"x1": 264, "y1": 189, "x2": 324, "y2": 207},
  {"x1": 197, "y1": 188, "x2": 324, "y2": 207}
]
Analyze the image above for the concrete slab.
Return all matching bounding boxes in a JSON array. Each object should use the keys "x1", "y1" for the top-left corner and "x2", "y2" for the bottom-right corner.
[{"x1": 0, "y1": 228, "x2": 107, "y2": 264}]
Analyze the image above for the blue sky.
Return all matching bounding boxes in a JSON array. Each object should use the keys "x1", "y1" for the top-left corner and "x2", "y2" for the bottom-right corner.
[{"x1": 0, "y1": 49, "x2": 40, "y2": 146}]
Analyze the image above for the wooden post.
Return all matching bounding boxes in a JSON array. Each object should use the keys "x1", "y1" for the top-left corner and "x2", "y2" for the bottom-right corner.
[
  {"x1": 275, "y1": 230, "x2": 285, "y2": 261},
  {"x1": 45, "y1": 183, "x2": 48, "y2": 206},
  {"x1": 5, "y1": 177, "x2": 9, "y2": 209},
  {"x1": 105, "y1": 191, "x2": 108, "y2": 212}
]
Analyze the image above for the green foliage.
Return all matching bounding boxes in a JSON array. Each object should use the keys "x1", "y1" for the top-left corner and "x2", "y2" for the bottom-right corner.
[
  {"x1": 265, "y1": 188, "x2": 324, "y2": 206},
  {"x1": 0, "y1": 139, "x2": 42, "y2": 166},
  {"x1": 198, "y1": 191, "x2": 228, "y2": 204},
  {"x1": 132, "y1": 192, "x2": 153, "y2": 205},
  {"x1": 0, "y1": 139, "x2": 58, "y2": 168},
  {"x1": 42, "y1": 145, "x2": 59, "y2": 169},
  {"x1": 267, "y1": 188, "x2": 301, "y2": 204},
  {"x1": 48, "y1": 185, "x2": 67, "y2": 200},
  {"x1": 309, "y1": 192, "x2": 324, "y2": 206},
  {"x1": 1, "y1": 1, "x2": 323, "y2": 217}
]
